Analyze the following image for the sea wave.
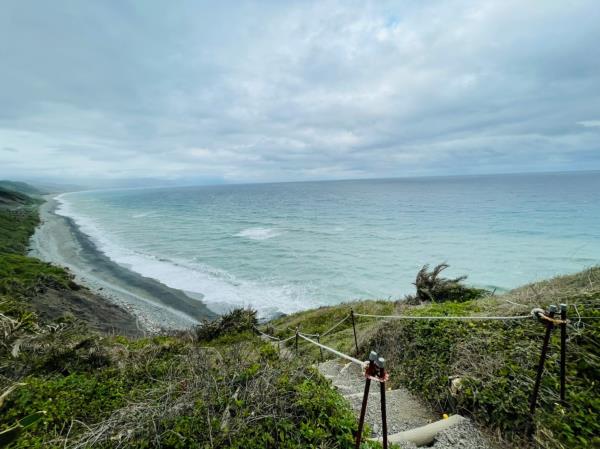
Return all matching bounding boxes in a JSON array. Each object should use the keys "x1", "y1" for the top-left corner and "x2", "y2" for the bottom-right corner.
[
  {"x1": 132, "y1": 211, "x2": 157, "y2": 218},
  {"x1": 235, "y1": 227, "x2": 283, "y2": 240},
  {"x1": 54, "y1": 194, "x2": 313, "y2": 317}
]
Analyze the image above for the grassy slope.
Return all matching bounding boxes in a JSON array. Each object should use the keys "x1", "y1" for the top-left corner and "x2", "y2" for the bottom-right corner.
[
  {"x1": 269, "y1": 270, "x2": 600, "y2": 449},
  {"x1": 0, "y1": 181, "x2": 43, "y2": 197},
  {"x1": 0, "y1": 186, "x2": 376, "y2": 448}
]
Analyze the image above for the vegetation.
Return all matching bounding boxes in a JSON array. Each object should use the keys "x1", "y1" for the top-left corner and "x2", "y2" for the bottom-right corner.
[
  {"x1": 194, "y1": 308, "x2": 258, "y2": 341},
  {"x1": 405, "y1": 263, "x2": 488, "y2": 304},
  {"x1": 0, "y1": 181, "x2": 42, "y2": 197},
  {"x1": 0, "y1": 194, "x2": 40, "y2": 254},
  {"x1": 270, "y1": 268, "x2": 600, "y2": 449},
  {"x1": 0, "y1": 184, "x2": 380, "y2": 448}
]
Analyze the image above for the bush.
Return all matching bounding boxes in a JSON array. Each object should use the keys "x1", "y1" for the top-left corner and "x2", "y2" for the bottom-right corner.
[
  {"x1": 363, "y1": 299, "x2": 600, "y2": 448},
  {"x1": 195, "y1": 308, "x2": 258, "y2": 342},
  {"x1": 0, "y1": 207, "x2": 39, "y2": 255},
  {"x1": 406, "y1": 263, "x2": 488, "y2": 304},
  {"x1": 1, "y1": 338, "x2": 365, "y2": 449}
]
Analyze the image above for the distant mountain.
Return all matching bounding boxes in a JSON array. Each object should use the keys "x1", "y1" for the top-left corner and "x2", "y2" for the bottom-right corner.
[
  {"x1": 0, "y1": 180, "x2": 44, "y2": 196},
  {"x1": 0, "y1": 186, "x2": 37, "y2": 207}
]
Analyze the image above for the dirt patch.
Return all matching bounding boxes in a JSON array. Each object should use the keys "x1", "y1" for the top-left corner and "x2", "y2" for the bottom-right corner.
[{"x1": 29, "y1": 286, "x2": 143, "y2": 337}]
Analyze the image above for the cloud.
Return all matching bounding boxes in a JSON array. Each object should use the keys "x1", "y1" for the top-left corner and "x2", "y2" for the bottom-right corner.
[
  {"x1": 1, "y1": 0, "x2": 599, "y2": 185},
  {"x1": 578, "y1": 120, "x2": 600, "y2": 128}
]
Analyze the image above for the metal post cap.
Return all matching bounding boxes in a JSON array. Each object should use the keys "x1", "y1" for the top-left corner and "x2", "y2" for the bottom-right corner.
[
  {"x1": 369, "y1": 351, "x2": 378, "y2": 361},
  {"x1": 549, "y1": 305, "x2": 557, "y2": 313},
  {"x1": 560, "y1": 304, "x2": 567, "y2": 311},
  {"x1": 375, "y1": 357, "x2": 385, "y2": 368}
]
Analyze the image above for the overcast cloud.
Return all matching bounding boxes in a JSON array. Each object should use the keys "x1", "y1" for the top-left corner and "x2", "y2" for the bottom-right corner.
[{"x1": 1, "y1": 0, "x2": 599, "y2": 186}]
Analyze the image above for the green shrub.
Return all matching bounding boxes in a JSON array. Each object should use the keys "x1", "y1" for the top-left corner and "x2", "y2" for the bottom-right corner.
[
  {"x1": 363, "y1": 301, "x2": 600, "y2": 448},
  {"x1": 195, "y1": 308, "x2": 258, "y2": 342},
  {"x1": 406, "y1": 263, "x2": 488, "y2": 304},
  {"x1": 0, "y1": 254, "x2": 73, "y2": 298},
  {"x1": 0, "y1": 207, "x2": 39, "y2": 255}
]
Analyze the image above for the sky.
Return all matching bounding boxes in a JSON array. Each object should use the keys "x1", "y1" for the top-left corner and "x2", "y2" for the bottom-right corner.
[{"x1": 1, "y1": 0, "x2": 600, "y2": 187}]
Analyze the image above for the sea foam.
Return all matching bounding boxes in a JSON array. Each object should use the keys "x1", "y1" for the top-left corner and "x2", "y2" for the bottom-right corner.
[
  {"x1": 235, "y1": 227, "x2": 282, "y2": 240},
  {"x1": 55, "y1": 194, "x2": 313, "y2": 318}
]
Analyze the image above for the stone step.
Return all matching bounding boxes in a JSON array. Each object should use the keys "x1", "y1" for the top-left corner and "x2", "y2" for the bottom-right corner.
[
  {"x1": 345, "y1": 388, "x2": 435, "y2": 437},
  {"x1": 318, "y1": 358, "x2": 492, "y2": 448},
  {"x1": 331, "y1": 383, "x2": 356, "y2": 394}
]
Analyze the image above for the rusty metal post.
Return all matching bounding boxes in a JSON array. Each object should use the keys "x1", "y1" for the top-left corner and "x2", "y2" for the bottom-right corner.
[
  {"x1": 377, "y1": 357, "x2": 388, "y2": 449},
  {"x1": 350, "y1": 309, "x2": 359, "y2": 354},
  {"x1": 355, "y1": 351, "x2": 377, "y2": 449},
  {"x1": 529, "y1": 305, "x2": 556, "y2": 419},
  {"x1": 560, "y1": 303, "x2": 567, "y2": 403}
]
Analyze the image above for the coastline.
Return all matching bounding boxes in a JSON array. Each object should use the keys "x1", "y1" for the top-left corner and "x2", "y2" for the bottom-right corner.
[{"x1": 29, "y1": 195, "x2": 216, "y2": 332}]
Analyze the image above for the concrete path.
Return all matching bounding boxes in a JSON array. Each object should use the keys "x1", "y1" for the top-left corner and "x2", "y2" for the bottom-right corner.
[{"x1": 317, "y1": 359, "x2": 494, "y2": 449}]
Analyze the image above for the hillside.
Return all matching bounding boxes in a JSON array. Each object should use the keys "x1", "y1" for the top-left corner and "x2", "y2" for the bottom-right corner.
[
  {"x1": 0, "y1": 181, "x2": 43, "y2": 198},
  {"x1": 0, "y1": 184, "x2": 598, "y2": 448},
  {"x1": 0, "y1": 187, "x2": 39, "y2": 208},
  {"x1": 0, "y1": 186, "x2": 376, "y2": 448},
  {"x1": 267, "y1": 269, "x2": 600, "y2": 448}
]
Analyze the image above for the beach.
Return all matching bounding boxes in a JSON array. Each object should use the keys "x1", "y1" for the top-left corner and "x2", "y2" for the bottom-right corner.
[
  {"x1": 29, "y1": 196, "x2": 216, "y2": 332},
  {"x1": 43, "y1": 173, "x2": 600, "y2": 319}
]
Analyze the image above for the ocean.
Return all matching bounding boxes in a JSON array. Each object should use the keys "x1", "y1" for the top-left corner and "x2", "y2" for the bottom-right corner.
[{"x1": 56, "y1": 171, "x2": 600, "y2": 317}]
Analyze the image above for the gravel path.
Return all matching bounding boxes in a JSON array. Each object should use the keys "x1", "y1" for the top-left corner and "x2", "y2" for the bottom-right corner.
[{"x1": 318, "y1": 359, "x2": 495, "y2": 449}]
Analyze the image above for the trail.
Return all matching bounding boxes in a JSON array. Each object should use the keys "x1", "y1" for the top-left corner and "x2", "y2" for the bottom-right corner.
[{"x1": 317, "y1": 359, "x2": 494, "y2": 449}]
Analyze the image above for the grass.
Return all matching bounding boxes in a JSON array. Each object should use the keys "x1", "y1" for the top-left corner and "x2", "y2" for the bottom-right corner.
[
  {"x1": 2, "y1": 331, "x2": 369, "y2": 449},
  {"x1": 0, "y1": 207, "x2": 39, "y2": 255},
  {"x1": 0, "y1": 254, "x2": 74, "y2": 297},
  {"x1": 267, "y1": 268, "x2": 600, "y2": 449},
  {"x1": 0, "y1": 185, "x2": 382, "y2": 448}
]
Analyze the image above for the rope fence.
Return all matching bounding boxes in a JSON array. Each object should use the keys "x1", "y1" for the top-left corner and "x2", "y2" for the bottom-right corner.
[
  {"x1": 321, "y1": 314, "x2": 350, "y2": 337},
  {"x1": 297, "y1": 332, "x2": 364, "y2": 366},
  {"x1": 353, "y1": 312, "x2": 531, "y2": 320},
  {"x1": 253, "y1": 303, "x2": 597, "y2": 447},
  {"x1": 252, "y1": 326, "x2": 295, "y2": 342}
]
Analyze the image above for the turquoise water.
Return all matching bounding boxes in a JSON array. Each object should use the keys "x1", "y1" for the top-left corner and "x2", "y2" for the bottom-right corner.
[{"x1": 57, "y1": 172, "x2": 600, "y2": 317}]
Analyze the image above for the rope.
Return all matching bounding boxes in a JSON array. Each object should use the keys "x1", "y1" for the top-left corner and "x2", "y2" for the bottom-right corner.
[
  {"x1": 354, "y1": 312, "x2": 531, "y2": 321},
  {"x1": 253, "y1": 326, "x2": 282, "y2": 341},
  {"x1": 321, "y1": 314, "x2": 350, "y2": 337},
  {"x1": 297, "y1": 332, "x2": 364, "y2": 366},
  {"x1": 287, "y1": 327, "x2": 320, "y2": 338},
  {"x1": 501, "y1": 298, "x2": 531, "y2": 309},
  {"x1": 537, "y1": 314, "x2": 569, "y2": 325},
  {"x1": 253, "y1": 326, "x2": 296, "y2": 342}
]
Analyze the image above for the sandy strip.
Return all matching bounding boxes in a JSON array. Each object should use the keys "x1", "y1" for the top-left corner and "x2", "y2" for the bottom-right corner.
[{"x1": 29, "y1": 196, "x2": 216, "y2": 332}]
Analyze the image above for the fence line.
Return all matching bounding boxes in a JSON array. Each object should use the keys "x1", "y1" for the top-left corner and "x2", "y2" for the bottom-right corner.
[
  {"x1": 297, "y1": 332, "x2": 364, "y2": 366},
  {"x1": 253, "y1": 326, "x2": 281, "y2": 341},
  {"x1": 253, "y1": 326, "x2": 296, "y2": 342},
  {"x1": 322, "y1": 314, "x2": 350, "y2": 337},
  {"x1": 251, "y1": 304, "x2": 598, "y2": 446},
  {"x1": 256, "y1": 310, "x2": 539, "y2": 356},
  {"x1": 353, "y1": 312, "x2": 532, "y2": 320},
  {"x1": 254, "y1": 307, "x2": 597, "y2": 370}
]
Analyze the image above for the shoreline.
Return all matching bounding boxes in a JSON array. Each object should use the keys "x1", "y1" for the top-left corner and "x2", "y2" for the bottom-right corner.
[{"x1": 29, "y1": 196, "x2": 216, "y2": 332}]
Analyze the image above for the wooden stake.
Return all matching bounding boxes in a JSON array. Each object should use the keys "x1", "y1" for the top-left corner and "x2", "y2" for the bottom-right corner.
[{"x1": 350, "y1": 309, "x2": 359, "y2": 354}]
